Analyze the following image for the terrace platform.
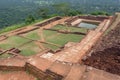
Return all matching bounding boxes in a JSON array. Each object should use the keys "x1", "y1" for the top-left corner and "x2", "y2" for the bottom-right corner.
[{"x1": 0, "y1": 14, "x2": 120, "y2": 80}]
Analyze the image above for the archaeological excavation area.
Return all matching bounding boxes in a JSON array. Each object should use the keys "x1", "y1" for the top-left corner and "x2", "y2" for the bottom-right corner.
[{"x1": 0, "y1": 13, "x2": 120, "y2": 80}]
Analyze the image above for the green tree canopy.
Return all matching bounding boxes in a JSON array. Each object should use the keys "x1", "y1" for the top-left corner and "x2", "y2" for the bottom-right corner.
[
  {"x1": 37, "y1": 8, "x2": 49, "y2": 19},
  {"x1": 25, "y1": 15, "x2": 35, "y2": 24},
  {"x1": 67, "y1": 9, "x2": 82, "y2": 16},
  {"x1": 91, "y1": 11, "x2": 110, "y2": 16},
  {"x1": 52, "y1": 3, "x2": 70, "y2": 16}
]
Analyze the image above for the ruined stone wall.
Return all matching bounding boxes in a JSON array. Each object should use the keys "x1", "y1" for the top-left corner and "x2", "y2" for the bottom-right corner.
[
  {"x1": 35, "y1": 16, "x2": 62, "y2": 27},
  {"x1": 65, "y1": 16, "x2": 79, "y2": 25},
  {"x1": 0, "y1": 65, "x2": 25, "y2": 71},
  {"x1": 78, "y1": 15, "x2": 109, "y2": 21},
  {"x1": 107, "y1": 14, "x2": 118, "y2": 28},
  {"x1": 16, "y1": 16, "x2": 62, "y2": 35},
  {"x1": 65, "y1": 15, "x2": 110, "y2": 26},
  {"x1": 0, "y1": 35, "x2": 8, "y2": 41},
  {"x1": 25, "y1": 63, "x2": 63, "y2": 80},
  {"x1": 90, "y1": 18, "x2": 120, "y2": 53}
]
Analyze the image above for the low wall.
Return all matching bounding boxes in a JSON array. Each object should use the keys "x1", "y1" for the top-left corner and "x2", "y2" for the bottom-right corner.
[
  {"x1": 107, "y1": 14, "x2": 118, "y2": 29},
  {"x1": 65, "y1": 15, "x2": 110, "y2": 26},
  {"x1": 0, "y1": 65, "x2": 25, "y2": 71},
  {"x1": 35, "y1": 16, "x2": 62, "y2": 27},
  {"x1": 16, "y1": 27, "x2": 38, "y2": 35},
  {"x1": 25, "y1": 63, "x2": 63, "y2": 80},
  {"x1": 16, "y1": 17, "x2": 62, "y2": 35},
  {"x1": 65, "y1": 16, "x2": 79, "y2": 25},
  {"x1": 91, "y1": 21, "x2": 120, "y2": 53},
  {"x1": 0, "y1": 35, "x2": 8, "y2": 41},
  {"x1": 45, "y1": 29, "x2": 86, "y2": 35},
  {"x1": 78, "y1": 15, "x2": 109, "y2": 21}
]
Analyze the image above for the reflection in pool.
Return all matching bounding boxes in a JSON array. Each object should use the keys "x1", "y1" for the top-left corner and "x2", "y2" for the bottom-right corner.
[{"x1": 78, "y1": 22, "x2": 98, "y2": 29}]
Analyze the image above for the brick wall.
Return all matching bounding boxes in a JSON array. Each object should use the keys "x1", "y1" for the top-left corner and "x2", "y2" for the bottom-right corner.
[
  {"x1": 0, "y1": 65, "x2": 25, "y2": 71},
  {"x1": 25, "y1": 63, "x2": 63, "y2": 80}
]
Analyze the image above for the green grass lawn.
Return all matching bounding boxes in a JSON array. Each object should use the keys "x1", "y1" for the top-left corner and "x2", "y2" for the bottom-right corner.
[
  {"x1": 51, "y1": 25, "x2": 88, "y2": 33},
  {"x1": 21, "y1": 29, "x2": 84, "y2": 52},
  {"x1": 0, "y1": 36, "x2": 30, "y2": 49},
  {"x1": 0, "y1": 36, "x2": 41, "y2": 56},
  {"x1": 0, "y1": 25, "x2": 85, "y2": 56},
  {"x1": 0, "y1": 54, "x2": 12, "y2": 58},
  {"x1": 23, "y1": 30, "x2": 41, "y2": 40},
  {"x1": 42, "y1": 30, "x2": 84, "y2": 51},
  {"x1": 19, "y1": 42, "x2": 42, "y2": 56}
]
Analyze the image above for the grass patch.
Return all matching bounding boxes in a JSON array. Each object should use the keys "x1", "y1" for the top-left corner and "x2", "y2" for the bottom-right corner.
[
  {"x1": 19, "y1": 42, "x2": 42, "y2": 56},
  {"x1": 42, "y1": 30, "x2": 84, "y2": 51},
  {"x1": 0, "y1": 21, "x2": 86, "y2": 56},
  {"x1": 0, "y1": 23, "x2": 26, "y2": 34},
  {"x1": 24, "y1": 30, "x2": 41, "y2": 40},
  {"x1": 0, "y1": 19, "x2": 45, "y2": 35},
  {"x1": 0, "y1": 36, "x2": 30, "y2": 49},
  {"x1": 0, "y1": 54, "x2": 12, "y2": 58},
  {"x1": 52, "y1": 25, "x2": 87, "y2": 33}
]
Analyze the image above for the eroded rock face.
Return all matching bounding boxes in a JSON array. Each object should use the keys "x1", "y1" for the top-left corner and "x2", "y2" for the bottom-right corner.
[
  {"x1": 83, "y1": 47, "x2": 120, "y2": 75},
  {"x1": 83, "y1": 22, "x2": 120, "y2": 75},
  {"x1": 93, "y1": 23, "x2": 120, "y2": 52}
]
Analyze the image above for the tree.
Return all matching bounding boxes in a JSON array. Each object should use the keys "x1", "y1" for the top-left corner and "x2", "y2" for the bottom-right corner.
[
  {"x1": 37, "y1": 8, "x2": 49, "y2": 19},
  {"x1": 52, "y1": 3, "x2": 70, "y2": 16},
  {"x1": 67, "y1": 9, "x2": 82, "y2": 16},
  {"x1": 25, "y1": 15, "x2": 35, "y2": 24},
  {"x1": 91, "y1": 11, "x2": 110, "y2": 16}
]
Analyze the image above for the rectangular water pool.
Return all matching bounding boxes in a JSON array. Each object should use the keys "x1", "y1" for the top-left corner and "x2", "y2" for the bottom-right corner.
[{"x1": 78, "y1": 22, "x2": 99, "y2": 29}]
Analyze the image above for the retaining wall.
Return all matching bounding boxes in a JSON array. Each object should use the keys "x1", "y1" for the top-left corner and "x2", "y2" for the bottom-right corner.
[
  {"x1": 65, "y1": 15, "x2": 110, "y2": 26},
  {"x1": 0, "y1": 65, "x2": 25, "y2": 71},
  {"x1": 35, "y1": 16, "x2": 62, "y2": 27},
  {"x1": 25, "y1": 63, "x2": 63, "y2": 80},
  {"x1": 78, "y1": 15, "x2": 109, "y2": 21}
]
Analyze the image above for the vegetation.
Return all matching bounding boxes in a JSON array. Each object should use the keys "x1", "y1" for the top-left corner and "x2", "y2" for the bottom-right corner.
[
  {"x1": 52, "y1": 3, "x2": 70, "y2": 16},
  {"x1": 24, "y1": 30, "x2": 41, "y2": 40},
  {"x1": 42, "y1": 26, "x2": 85, "y2": 51},
  {"x1": 0, "y1": 54, "x2": 12, "y2": 58},
  {"x1": 91, "y1": 11, "x2": 110, "y2": 16},
  {"x1": 37, "y1": 8, "x2": 50, "y2": 19},
  {"x1": 0, "y1": 18, "x2": 44, "y2": 34},
  {"x1": 0, "y1": 25, "x2": 86, "y2": 54},
  {"x1": 25, "y1": 15, "x2": 35, "y2": 24},
  {"x1": 0, "y1": 0, "x2": 119, "y2": 28},
  {"x1": 52, "y1": 25, "x2": 87, "y2": 33},
  {"x1": 0, "y1": 36, "x2": 41, "y2": 56},
  {"x1": 0, "y1": 23, "x2": 26, "y2": 34}
]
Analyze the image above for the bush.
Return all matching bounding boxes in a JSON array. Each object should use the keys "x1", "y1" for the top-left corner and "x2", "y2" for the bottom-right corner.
[{"x1": 25, "y1": 15, "x2": 35, "y2": 24}]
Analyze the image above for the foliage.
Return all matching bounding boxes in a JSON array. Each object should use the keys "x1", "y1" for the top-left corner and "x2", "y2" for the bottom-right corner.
[
  {"x1": 0, "y1": 0, "x2": 119, "y2": 28},
  {"x1": 91, "y1": 11, "x2": 110, "y2": 16},
  {"x1": 52, "y1": 3, "x2": 70, "y2": 16},
  {"x1": 0, "y1": 19, "x2": 44, "y2": 34},
  {"x1": 37, "y1": 8, "x2": 49, "y2": 19},
  {"x1": 0, "y1": 23, "x2": 26, "y2": 34},
  {"x1": 67, "y1": 9, "x2": 82, "y2": 16},
  {"x1": 25, "y1": 15, "x2": 35, "y2": 24}
]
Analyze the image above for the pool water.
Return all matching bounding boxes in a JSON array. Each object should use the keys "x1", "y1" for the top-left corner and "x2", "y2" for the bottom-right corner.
[{"x1": 78, "y1": 22, "x2": 98, "y2": 29}]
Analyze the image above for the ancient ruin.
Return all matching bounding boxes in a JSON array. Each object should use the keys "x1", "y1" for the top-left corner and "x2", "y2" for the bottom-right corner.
[{"x1": 0, "y1": 13, "x2": 120, "y2": 80}]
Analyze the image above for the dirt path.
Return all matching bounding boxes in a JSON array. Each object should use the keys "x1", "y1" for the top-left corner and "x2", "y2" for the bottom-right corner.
[
  {"x1": 38, "y1": 28, "x2": 45, "y2": 42},
  {"x1": 35, "y1": 41, "x2": 45, "y2": 50}
]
